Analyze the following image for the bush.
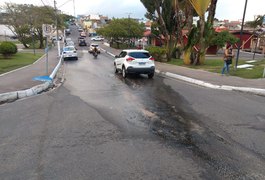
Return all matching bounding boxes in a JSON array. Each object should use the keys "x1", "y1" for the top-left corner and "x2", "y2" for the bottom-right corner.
[
  {"x1": 0, "y1": 42, "x2": 18, "y2": 58},
  {"x1": 145, "y1": 46, "x2": 167, "y2": 62}
]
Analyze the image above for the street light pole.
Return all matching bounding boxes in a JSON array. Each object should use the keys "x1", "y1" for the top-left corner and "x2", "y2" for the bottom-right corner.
[
  {"x1": 73, "y1": 0, "x2": 76, "y2": 18},
  {"x1": 126, "y1": 13, "x2": 132, "y2": 47},
  {"x1": 30, "y1": 16, "x2": 36, "y2": 55},
  {"x1": 54, "y1": 0, "x2": 61, "y2": 57},
  {"x1": 235, "y1": 0, "x2": 248, "y2": 70}
]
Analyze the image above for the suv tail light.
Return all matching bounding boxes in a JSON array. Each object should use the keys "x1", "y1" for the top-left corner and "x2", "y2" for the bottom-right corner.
[
  {"x1": 149, "y1": 57, "x2": 155, "y2": 61},
  {"x1": 126, "y1": 57, "x2": 135, "y2": 61}
]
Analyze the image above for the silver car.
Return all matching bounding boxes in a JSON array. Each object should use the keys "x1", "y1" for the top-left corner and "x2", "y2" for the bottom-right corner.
[{"x1": 63, "y1": 46, "x2": 78, "y2": 60}]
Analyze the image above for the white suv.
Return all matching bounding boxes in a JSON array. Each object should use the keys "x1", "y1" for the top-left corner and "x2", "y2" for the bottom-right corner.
[
  {"x1": 91, "y1": 36, "x2": 104, "y2": 41},
  {"x1": 114, "y1": 49, "x2": 155, "y2": 78}
]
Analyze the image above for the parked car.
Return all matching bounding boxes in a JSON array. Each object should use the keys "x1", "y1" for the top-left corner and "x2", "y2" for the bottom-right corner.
[
  {"x1": 62, "y1": 46, "x2": 78, "y2": 60},
  {"x1": 114, "y1": 49, "x2": 155, "y2": 78},
  {"x1": 88, "y1": 44, "x2": 100, "y2": 53},
  {"x1": 91, "y1": 36, "x2": 104, "y2": 41},
  {"x1": 78, "y1": 28, "x2": 83, "y2": 32},
  {"x1": 78, "y1": 38, "x2": 87, "y2": 46}
]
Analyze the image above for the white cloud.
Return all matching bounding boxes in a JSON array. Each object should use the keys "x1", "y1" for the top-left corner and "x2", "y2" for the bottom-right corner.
[{"x1": 215, "y1": 0, "x2": 264, "y2": 21}]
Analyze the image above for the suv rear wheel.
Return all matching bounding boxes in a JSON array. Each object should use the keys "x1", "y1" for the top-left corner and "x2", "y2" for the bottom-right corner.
[
  {"x1": 114, "y1": 63, "x2": 118, "y2": 73},
  {"x1": 122, "y1": 67, "x2": 127, "y2": 78},
  {"x1": 148, "y1": 73, "x2": 154, "y2": 79}
]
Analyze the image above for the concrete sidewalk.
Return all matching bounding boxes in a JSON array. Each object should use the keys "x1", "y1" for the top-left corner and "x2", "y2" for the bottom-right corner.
[
  {"x1": 100, "y1": 44, "x2": 265, "y2": 96},
  {"x1": 0, "y1": 47, "x2": 59, "y2": 94}
]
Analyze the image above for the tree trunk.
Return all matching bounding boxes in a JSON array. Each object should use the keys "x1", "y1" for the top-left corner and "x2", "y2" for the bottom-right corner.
[
  {"x1": 207, "y1": 0, "x2": 218, "y2": 24},
  {"x1": 195, "y1": 15, "x2": 206, "y2": 65}
]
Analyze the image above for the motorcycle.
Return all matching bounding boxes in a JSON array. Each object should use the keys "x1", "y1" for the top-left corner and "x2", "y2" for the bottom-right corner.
[{"x1": 92, "y1": 48, "x2": 99, "y2": 58}]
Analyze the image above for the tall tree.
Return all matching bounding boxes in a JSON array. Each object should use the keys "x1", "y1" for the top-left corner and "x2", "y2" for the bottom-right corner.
[
  {"x1": 3, "y1": 3, "x2": 32, "y2": 48},
  {"x1": 3, "y1": 3, "x2": 69, "y2": 48},
  {"x1": 141, "y1": 0, "x2": 186, "y2": 61},
  {"x1": 97, "y1": 18, "x2": 145, "y2": 49},
  {"x1": 245, "y1": 15, "x2": 265, "y2": 28},
  {"x1": 29, "y1": 5, "x2": 55, "y2": 48},
  {"x1": 184, "y1": 0, "x2": 218, "y2": 65}
]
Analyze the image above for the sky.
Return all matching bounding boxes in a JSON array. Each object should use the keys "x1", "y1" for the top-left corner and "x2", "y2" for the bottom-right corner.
[{"x1": 0, "y1": 0, "x2": 264, "y2": 21}]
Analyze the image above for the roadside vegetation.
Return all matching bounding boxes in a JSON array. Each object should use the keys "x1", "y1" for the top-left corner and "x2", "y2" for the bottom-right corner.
[
  {"x1": 168, "y1": 58, "x2": 265, "y2": 79},
  {"x1": 1, "y1": 3, "x2": 73, "y2": 49},
  {"x1": 0, "y1": 52, "x2": 43, "y2": 74}
]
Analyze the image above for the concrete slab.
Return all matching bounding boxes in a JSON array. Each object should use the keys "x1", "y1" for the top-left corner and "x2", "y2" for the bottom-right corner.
[{"x1": 237, "y1": 64, "x2": 254, "y2": 69}]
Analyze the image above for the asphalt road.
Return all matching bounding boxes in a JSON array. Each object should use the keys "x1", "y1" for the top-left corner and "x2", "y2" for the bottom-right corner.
[{"x1": 0, "y1": 26, "x2": 265, "y2": 180}]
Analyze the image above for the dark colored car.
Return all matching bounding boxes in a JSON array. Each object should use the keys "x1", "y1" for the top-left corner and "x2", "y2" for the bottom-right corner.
[
  {"x1": 65, "y1": 29, "x2": 71, "y2": 35},
  {"x1": 79, "y1": 39, "x2": 87, "y2": 46}
]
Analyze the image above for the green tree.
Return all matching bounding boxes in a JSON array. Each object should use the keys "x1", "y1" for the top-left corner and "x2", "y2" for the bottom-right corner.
[
  {"x1": 3, "y1": 3, "x2": 33, "y2": 48},
  {"x1": 141, "y1": 0, "x2": 187, "y2": 61},
  {"x1": 29, "y1": 5, "x2": 55, "y2": 48},
  {"x1": 97, "y1": 18, "x2": 145, "y2": 49},
  {"x1": 210, "y1": 31, "x2": 239, "y2": 50},
  {"x1": 245, "y1": 15, "x2": 265, "y2": 28},
  {"x1": 2, "y1": 3, "x2": 70, "y2": 49},
  {"x1": 184, "y1": 0, "x2": 218, "y2": 65}
]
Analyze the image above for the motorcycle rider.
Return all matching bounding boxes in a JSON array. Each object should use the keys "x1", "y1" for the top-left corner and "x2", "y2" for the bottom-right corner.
[{"x1": 92, "y1": 46, "x2": 99, "y2": 57}]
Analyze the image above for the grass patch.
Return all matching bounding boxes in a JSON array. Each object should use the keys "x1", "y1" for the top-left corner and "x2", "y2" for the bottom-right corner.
[
  {"x1": 0, "y1": 40, "x2": 21, "y2": 44},
  {"x1": 0, "y1": 52, "x2": 43, "y2": 74},
  {"x1": 168, "y1": 58, "x2": 265, "y2": 79}
]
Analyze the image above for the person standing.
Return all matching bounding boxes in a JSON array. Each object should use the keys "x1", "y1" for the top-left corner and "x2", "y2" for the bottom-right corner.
[{"x1": 222, "y1": 44, "x2": 234, "y2": 75}]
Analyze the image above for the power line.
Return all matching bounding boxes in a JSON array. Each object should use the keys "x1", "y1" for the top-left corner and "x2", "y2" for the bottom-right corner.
[
  {"x1": 44, "y1": 0, "x2": 52, "y2": 7},
  {"x1": 58, "y1": 0, "x2": 72, "y2": 8},
  {"x1": 39, "y1": 0, "x2": 57, "y2": 17}
]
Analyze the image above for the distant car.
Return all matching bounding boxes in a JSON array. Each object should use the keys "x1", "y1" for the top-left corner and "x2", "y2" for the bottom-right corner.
[
  {"x1": 80, "y1": 32, "x2": 86, "y2": 37},
  {"x1": 78, "y1": 28, "x2": 83, "y2": 32},
  {"x1": 66, "y1": 41, "x2": 75, "y2": 47},
  {"x1": 89, "y1": 33, "x2": 97, "y2": 37},
  {"x1": 114, "y1": 49, "x2": 155, "y2": 78},
  {"x1": 51, "y1": 35, "x2": 62, "y2": 41},
  {"x1": 88, "y1": 44, "x2": 100, "y2": 53},
  {"x1": 63, "y1": 46, "x2": 78, "y2": 60},
  {"x1": 78, "y1": 38, "x2": 87, "y2": 46},
  {"x1": 91, "y1": 36, "x2": 104, "y2": 41},
  {"x1": 65, "y1": 37, "x2": 72, "y2": 44},
  {"x1": 65, "y1": 29, "x2": 71, "y2": 35}
]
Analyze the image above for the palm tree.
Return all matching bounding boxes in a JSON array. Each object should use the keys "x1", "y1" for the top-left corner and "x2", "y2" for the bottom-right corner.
[{"x1": 184, "y1": 0, "x2": 218, "y2": 65}]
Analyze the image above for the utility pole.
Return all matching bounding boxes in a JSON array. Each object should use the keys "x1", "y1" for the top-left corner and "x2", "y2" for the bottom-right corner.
[
  {"x1": 54, "y1": 0, "x2": 61, "y2": 57},
  {"x1": 73, "y1": 0, "x2": 76, "y2": 18},
  {"x1": 235, "y1": 0, "x2": 248, "y2": 70},
  {"x1": 30, "y1": 15, "x2": 36, "y2": 55},
  {"x1": 127, "y1": 13, "x2": 132, "y2": 47}
]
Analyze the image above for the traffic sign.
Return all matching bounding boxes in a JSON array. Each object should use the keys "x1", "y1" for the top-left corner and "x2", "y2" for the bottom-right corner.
[{"x1": 42, "y1": 24, "x2": 52, "y2": 36}]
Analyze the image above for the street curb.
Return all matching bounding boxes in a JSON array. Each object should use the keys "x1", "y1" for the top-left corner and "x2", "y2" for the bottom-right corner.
[
  {"x1": 101, "y1": 48, "x2": 265, "y2": 97},
  {"x1": 156, "y1": 70, "x2": 265, "y2": 96},
  {"x1": 0, "y1": 55, "x2": 63, "y2": 104},
  {"x1": 0, "y1": 81, "x2": 52, "y2": 104}
]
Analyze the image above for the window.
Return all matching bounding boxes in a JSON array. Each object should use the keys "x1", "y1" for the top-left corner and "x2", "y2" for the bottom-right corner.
[
  {"x1": 119, "y1": 51, "x2": 127, "y2": 58},
  {"x1": 129, "y1": 52, "x2": 150, "y2": 58}
]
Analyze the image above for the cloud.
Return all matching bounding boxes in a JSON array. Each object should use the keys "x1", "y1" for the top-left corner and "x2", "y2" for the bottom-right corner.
[{"x1": 215, "y1": 0, "x2": 264, "y2": 21}]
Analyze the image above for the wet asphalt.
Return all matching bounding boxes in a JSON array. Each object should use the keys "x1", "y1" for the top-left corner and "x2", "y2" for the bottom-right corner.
[{"x1": 0, "y1": 26, "x2": 264, "y2": 179}]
